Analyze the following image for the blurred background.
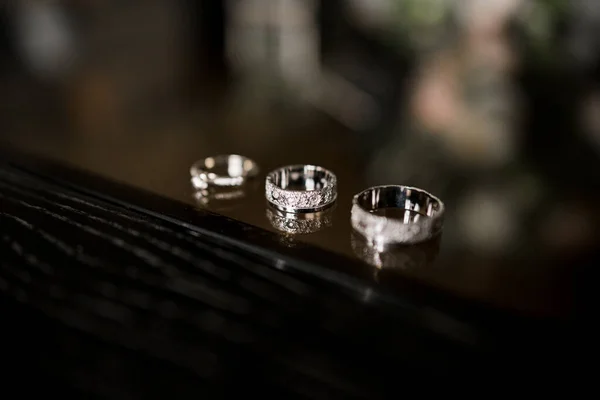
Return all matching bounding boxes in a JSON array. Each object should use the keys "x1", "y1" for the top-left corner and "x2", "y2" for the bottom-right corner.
[{"x1": 1, "y1": 0, "x2": 599, "y2": 316}]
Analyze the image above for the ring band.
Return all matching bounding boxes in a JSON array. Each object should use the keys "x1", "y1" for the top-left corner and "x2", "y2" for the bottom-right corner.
[
  {"x1": 265, "y1": 165, "x2": 337, "y2": 212},
  {"x1": 190, "y1": 155, "x2": 259, "y2": 190},
  {"x1": 351, "y1": 185, "x2": 444, "y2": 245}
]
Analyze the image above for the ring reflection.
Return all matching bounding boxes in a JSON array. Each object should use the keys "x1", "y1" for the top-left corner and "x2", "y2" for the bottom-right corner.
[
  {"x1": 192, "y1": 178, "x2": 259, "y2": 212},
  {"x1": 351, "y1": 230, "x2": 441, "y2": 274},
  {"x1": 266, "y1": 205, "x2": 334, "y2": 235},
  {"x1": 192, "y1": 187, "x2": 246, "y2": 212}
]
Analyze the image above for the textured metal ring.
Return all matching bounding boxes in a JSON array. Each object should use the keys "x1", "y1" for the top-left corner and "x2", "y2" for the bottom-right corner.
[
  {"x1": 265, "y1": 165, "x2": 337, "y2": 213},
  {"x1": 190, "y1": 155, "x2": 259, "y2": 190},
  {"x1": 351, "y1": 185, "x2": 444, "y2": 245},
  {"x1": 266, "y1": 206, "x2": 334, "y2": 235}
]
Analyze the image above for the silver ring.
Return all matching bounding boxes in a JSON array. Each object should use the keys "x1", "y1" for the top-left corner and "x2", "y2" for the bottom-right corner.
[
  {"x1": 190, "y1": 155, "x2": 259, "y2": 190},
  {"x1": 351, "y1": 185, "x2": 444, "y2": 245},
  {"x1": 265, "y1": 165, "x2": 337, "y2": 212}
]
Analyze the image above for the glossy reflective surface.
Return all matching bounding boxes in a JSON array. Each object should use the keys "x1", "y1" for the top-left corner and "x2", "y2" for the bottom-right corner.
[
  {"x1": 10, "y1": 155, "x2": 539, "y2": 396},
  {"x1": 3, "y1": 105, "x2": 594, "y2": 317}
]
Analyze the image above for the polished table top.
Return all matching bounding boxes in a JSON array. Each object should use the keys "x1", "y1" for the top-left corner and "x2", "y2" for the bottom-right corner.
[{"x1": 2, "y1": 73, "x2": 598, "y2": 319}]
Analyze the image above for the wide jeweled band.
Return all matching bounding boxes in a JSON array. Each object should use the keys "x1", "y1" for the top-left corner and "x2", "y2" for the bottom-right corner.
[{"x1": 265, "y1": 165, "x2": 337, "y2": 213}]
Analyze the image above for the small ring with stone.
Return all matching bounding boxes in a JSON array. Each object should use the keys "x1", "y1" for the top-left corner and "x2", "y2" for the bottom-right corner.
[
  {"x1": 351, "y1": 185, "x2": 444, "y2": 245},
  {"x1": 190, "y1": 155, "x2": 259, "y2": 190},
  {"x1": 265, "y1": 165, "x2": 337, "y2": 213}
]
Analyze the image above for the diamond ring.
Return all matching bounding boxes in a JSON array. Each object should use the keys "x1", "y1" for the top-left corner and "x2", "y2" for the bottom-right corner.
[
  {"x1": 265, "y1": 165, "x2": 337, "y2": 213},
  {"x1": 190, "y1": 155, "x2": 259, "y2": 190}
]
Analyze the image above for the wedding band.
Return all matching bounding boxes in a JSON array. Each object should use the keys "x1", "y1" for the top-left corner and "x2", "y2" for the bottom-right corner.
[
  {"x1": 190, "y1": 155, "x2": 258, "y2": 190},
  {"x1": 351, "y1": 185, "x2": 444, "y2": 245},
  {"x1": 265, "y1": 165, "x2": 337, "y2": 212}
]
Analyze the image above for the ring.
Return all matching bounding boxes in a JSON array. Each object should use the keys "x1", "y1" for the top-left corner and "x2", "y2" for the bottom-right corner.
[
  {"x1": 351, "y1": 185, "x2": 444, "y2": 245},
  {"x1": 266, "y1": 205, "x2": 334, "y2": 235},
  {"x1": 190, "y1": 155, "x2": 259, "y2": 190},
  {"x1": 265, "y1": 165, "x2": 337, "y2": 212}
]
